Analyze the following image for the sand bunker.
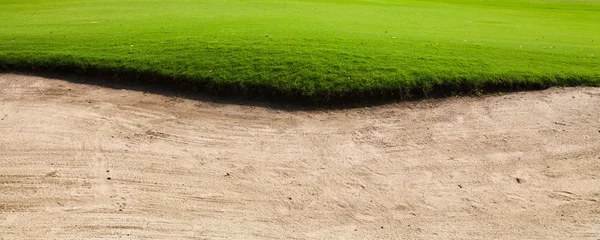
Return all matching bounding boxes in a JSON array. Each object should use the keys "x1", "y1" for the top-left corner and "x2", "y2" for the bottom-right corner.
[{"x1": 0, "y1": 74, "x2": 598, "y2": 239}]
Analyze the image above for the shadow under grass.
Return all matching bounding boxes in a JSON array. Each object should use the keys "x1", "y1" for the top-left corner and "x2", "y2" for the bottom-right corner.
[{"x1": 0, "y1": 65, "x2": 563, "y2": 111}]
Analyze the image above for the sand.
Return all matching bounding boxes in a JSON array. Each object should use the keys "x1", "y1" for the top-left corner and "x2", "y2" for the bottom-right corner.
[{"x1": 0, "y1": 73, "x2": 599, "y2": 239}]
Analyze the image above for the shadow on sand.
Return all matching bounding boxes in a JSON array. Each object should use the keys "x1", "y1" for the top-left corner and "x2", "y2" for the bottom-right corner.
[{"x1": 2, "y1": 69, "x2": 549, "y2": 111}]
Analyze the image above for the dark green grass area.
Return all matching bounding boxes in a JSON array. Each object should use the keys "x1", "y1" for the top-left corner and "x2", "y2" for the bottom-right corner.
[{"x1": 1, "y1": 0, "x2": 599, "y2": 103}]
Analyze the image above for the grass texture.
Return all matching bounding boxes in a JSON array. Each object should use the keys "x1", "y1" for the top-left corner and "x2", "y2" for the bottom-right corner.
[{"x1": 1, "y1": 0, "x2": 599, "y2": 101}]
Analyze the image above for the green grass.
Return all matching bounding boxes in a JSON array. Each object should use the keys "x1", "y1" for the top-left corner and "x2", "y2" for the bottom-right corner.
[{"x1": 1, "y1": 0, "x2": 599, "y2": 102}]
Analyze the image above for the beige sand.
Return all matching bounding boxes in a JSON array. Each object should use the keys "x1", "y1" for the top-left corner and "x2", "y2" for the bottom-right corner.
[{"x1": 0, "y1": 73, "x2": 599, "y2": 239}]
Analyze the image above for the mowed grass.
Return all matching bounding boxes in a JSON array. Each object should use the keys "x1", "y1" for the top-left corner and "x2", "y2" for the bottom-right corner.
[{"x1": 1, "y1": 0, "x2": 599, "y2": 100}]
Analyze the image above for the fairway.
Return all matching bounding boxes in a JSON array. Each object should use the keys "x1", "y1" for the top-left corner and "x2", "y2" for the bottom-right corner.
[{"x1": 0, "y1": 0, "x2": 599, "y2": 100}]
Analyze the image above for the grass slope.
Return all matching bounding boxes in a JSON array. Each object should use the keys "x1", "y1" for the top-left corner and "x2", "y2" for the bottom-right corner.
[{"x1": 1, "y1": 0, "x2": 599, "y2": 101}]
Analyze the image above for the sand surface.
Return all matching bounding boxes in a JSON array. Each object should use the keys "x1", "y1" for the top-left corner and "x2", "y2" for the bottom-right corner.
[{"x1": 0, "y1": 73, "x2": 599, "y2": 239}]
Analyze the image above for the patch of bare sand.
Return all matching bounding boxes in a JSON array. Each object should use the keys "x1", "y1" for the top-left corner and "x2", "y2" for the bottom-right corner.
[{"x1": 0, "y1": 73, "x2": 599, "y2": 239}]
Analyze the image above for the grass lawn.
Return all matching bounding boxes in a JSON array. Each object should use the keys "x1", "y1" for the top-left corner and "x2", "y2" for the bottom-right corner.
[{"x1": 1, "y1": 0, "x2": 599, "y2": 101}]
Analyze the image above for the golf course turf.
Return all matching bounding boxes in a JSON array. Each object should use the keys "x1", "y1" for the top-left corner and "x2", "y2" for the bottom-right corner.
[{"x1": 1, "y1": 0, "x2": 599, "y2": 103}]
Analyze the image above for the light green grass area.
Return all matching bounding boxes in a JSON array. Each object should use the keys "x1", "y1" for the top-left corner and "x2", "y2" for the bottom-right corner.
[{"x1": 1, "y1": 0, "x2": 599, "y2": 99}]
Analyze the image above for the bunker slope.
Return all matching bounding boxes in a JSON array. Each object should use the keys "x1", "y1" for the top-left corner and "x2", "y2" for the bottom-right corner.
[{"x1": 0, "y1": 74, "x2": 599, "y2": 239}]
